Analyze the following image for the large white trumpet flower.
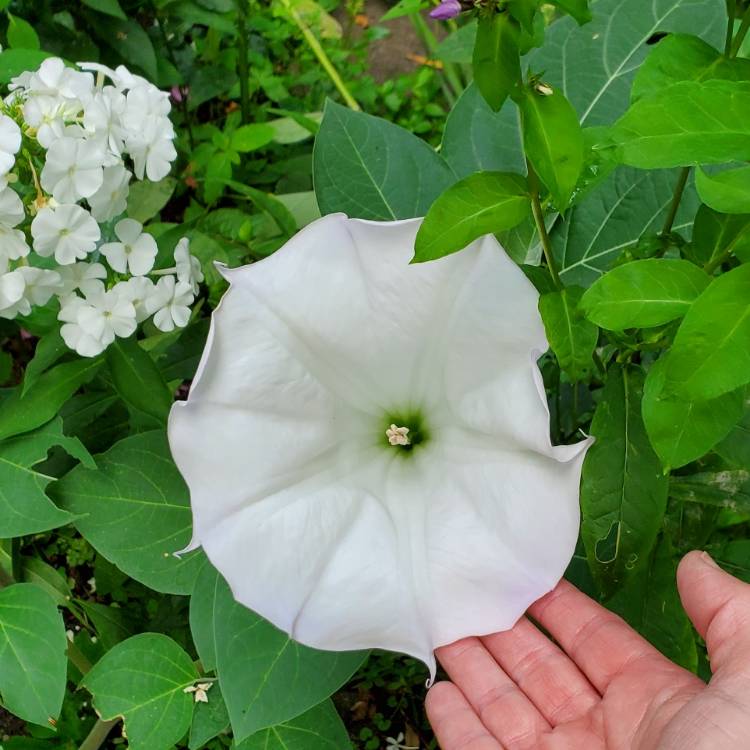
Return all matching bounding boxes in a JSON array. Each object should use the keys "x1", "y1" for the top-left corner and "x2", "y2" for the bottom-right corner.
[{"x1": 169, "y1": 214, "x2": 591, "y2": 677}]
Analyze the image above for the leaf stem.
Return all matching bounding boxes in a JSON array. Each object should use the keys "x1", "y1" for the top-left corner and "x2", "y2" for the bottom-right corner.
[
  {"x1": 280, "y1": 0, "x2": 361, "y2": 111},
  {"x1": 730, "y1": 5, "x2": 750, "y2": 56},
  {"x1": 236, "y1": 0, "x2": 252, "y2": 124},
  {"x1": 725, "y1": 0, "x2": 736, "y2": 56},
  {"x1": 67, "y1": 639, "x2": 93, "y2": 675},
  {"x1": 527, "y1": 160, "x2": 563, "y2": 290},
  {"x1": 10, "y1": 537, "x2": 22, "y2": 583},
  {"x1": 704, "y1": 247, "x2": 734, "y2": 274},
  {"x1": 660, "y1": 166, "x2": 690, "y2": 236},
  {"x1": 408, "y1": 13, "x2": 462, "y2": 104},
  {"x1": 78, "y1": 718, "x2": 120, "y2": 750}
]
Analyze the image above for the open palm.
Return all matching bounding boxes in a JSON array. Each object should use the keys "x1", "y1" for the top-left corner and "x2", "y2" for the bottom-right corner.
[{"x1": 426, "y1": 551, "x2": 750, "y2": 750}]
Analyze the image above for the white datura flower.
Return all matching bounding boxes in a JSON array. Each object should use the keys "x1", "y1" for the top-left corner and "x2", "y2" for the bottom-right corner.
[
  {"x1": 100, "y1": 218, "x2": 157, "y2": 275},
  {"x1": 168, "y1": 215, "x2": 592, "y2": 677},
  {"x1": 0, "y1": 114, "x2": 21, "y2": 175},
  {"x1": 31, "y1": 203, "x2": 100, "y2": 265}
]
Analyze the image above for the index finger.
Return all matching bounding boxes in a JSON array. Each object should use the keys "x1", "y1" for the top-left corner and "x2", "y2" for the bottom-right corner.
[{"x1": 528, "y1": 580, "x2": 668, "y2": 693}]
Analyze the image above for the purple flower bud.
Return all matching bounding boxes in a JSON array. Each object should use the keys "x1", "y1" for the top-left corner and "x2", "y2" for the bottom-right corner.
[{"x1": 429, "y1": 0, "x2": 462, "y2": 19}]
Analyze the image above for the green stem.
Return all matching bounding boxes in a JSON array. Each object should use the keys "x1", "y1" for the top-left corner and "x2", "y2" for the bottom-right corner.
[
  {"x1": 11, "y1": 537, "x2": 22, "y2": 583},
  {"x1": 660, "y1": 167, "x2": 690, "y2": 236},
  {"x1": 0, "y1": 562, "x2": 13, "y2": 588},
  {"x1": 236, "y1": 0, "x2": 252, "y2": 124},
  {"x1": 725, "y1": 0, "x2": 736, "y2": 56},
  {"x1": 78, "y1": 718, "x2": 119, "y2": 750},
  {"x1": 704, "y1": 248, "x2": 733, "y2": 274},
  {"x1": 730, "y1": 5, "x2": 750, "y2": 56},
  {"x1": 281, "y1": 0, "x2": 360, "y2": 111},
  {"x1": 527, "y1": 161, "x2": 563, "y2": 290},
  {"x1": 409, "y1": 13, "x2": 463, "y2": 104},
  {"x1": 67, "y1": 639, "x2": 94, "y2": 676}
]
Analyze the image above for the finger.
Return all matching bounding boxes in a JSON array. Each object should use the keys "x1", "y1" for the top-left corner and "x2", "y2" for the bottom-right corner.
[
  {"x1": 426, "y1": 681, "x2": 504, "y2": 750},
  {"x1": 677, "y1": 550, "x2": 750, "y2": 676},
  {"x1": 528, "y1": 580, "x2": 668, "y2": 693},
  {"x1": 437, "y1": 637, "x2": 551, "y2": 750},
  {"x1": 482, "y1": 617, "x2": 599, "y2": 725}
]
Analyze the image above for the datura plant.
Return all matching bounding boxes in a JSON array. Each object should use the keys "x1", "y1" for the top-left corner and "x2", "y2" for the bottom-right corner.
[
  {"x1": 168, "y1": 215, "x2": 591, "y2": 677},
  {"x1": 1, "y1": 0, "x2": 750, "y2": 748}
]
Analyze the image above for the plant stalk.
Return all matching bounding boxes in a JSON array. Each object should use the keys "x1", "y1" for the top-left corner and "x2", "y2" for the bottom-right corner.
[
  {"x1": 660, "y1": 166, "x2": 690, "y2": 236},
  {"x1": 527, "y1": 161, "x2": 563, "y2": 290},
  {"x1": 10, "y1": 537, "x2": 22, "y2": 583},
  {"x1": 237, "y1": 0, "x2": 252, "y2": 123},
  {"x1": 730, "y1": 5, "x2": 750, "y2": 56},
  {"x1": 67, "y1": 639, "x2": 94, "y2": 676},
  {"x1": 281, "y1": 0, "x2": 361, "y2": 111},
  {"x1": 78, "y1": 718, "x2": 120, "y2": 750},
  {"x1": 725, "y1": 0, "x2": 736, "y2": 55},
  {"x1": 409, "y1": 13, "x2": 463, "y2": 104}
]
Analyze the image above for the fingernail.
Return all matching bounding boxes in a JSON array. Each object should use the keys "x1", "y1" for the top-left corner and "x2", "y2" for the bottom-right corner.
[{"x1": 701, "y1": 551, "x2": 721, "y2": 569}]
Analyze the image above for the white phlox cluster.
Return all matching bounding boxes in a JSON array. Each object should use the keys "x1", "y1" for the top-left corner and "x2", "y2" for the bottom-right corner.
[{"x1": 0, "y1": 58, "x2": 204, "y2": 356}]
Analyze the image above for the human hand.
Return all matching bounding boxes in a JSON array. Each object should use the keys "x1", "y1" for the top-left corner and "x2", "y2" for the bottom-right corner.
[{"x1": 426, "y1": 550, "x2": 750, "y2": 749}]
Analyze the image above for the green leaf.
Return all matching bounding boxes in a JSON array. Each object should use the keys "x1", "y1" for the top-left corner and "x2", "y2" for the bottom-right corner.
[
  {"x1": 690, "y1": 204, "x2": 750, "y2": 266},
  {"x1": 519, "y1": 86, "x2": 584, "y2": 210},
  {"x1": 413, "y1": 172, "x2": 530, "y2": 262},
  {"x1": 670, "y1": 470, "x2": 750, "y2": 513},
  {"x1": 6, "y1": 13, "x2": 40, "y2": 50},
  {"x1": 506, "y1": 0, "x2": 538, "y2": 35},
  {"x1": 632, "y1": 34, "x2": 750, "y2": 102},
  {"x1": 538, "y1": 286, "x2": 598, "y2": 381},
  {"x1": 549, "y1": 0, "x2": 591, "y2": 24},
  {"x1": 82, "y1": 633, "x2": 198, "y2": 750},
  {"x1": 223, "y1": 179, "x2": 297, "y2": 237},
  {"x1": 106, "y1": 336, "x2": 173, "y2": 428},
  {"x1": 0, "y1": 49, "x2": 52, "y2": 84},
  {"x1": 22, "y1": 328, "x2": 67, "y2": 396},
  {"x1": 696, "y1": 165, "x2": 750, "y2": 214},
  {"x1": 230, "y1": 124, "x2": 276, "y2": 153},
  {"x1": 79, "y1": 600, "x2": 134, "y2": 650},
  {"x1": 189, "y1": 683, "x2": 230, "y2": 750},
  {"x1": 581, "y1": 366, "x2": 669, "y2": 595},
  {"x1": 663, "y1": 264, "x2": 750, "y2": 401},
  {"x1": 234, "y1": 700, "x2": 350, "y2": 750},
  {"x1": 707, "y1": 540, "x2": 750, "y2": 582},
  {"x1": 313, "y1": 99, "x2": 455, "y2": 220},
  {"x1": 715, "y1": 401, "x2": 750, "y2": 467},
  {"x1": 0, "y1": 357, "x2": 102, "y2": 441},
  {"x1": 472, "y1": 13, "x2": 522, "y2": 112},
  {"x1": 555, "y1": 167, "x2": 700, "y2": 286},
  {"x1": 380, "y1": 0, "x2": 428, "y2": 21},
  {"x1": 52, "y1": 431, "x2": 204, "y2": 595},
  {"x1": 642, "y1": 356, "x2": 744, "y2": 469},
  {"x1": 81, "y1": 0, "x2": 127, "y2": 19},
  {"x1": 607, "y1": 536, "x2": 697, "y2": 670},
  {"x1": 580, "y1": 259, "x2": 710, "y2": 329},
  {"x1": 0, "y1": 417, "x2": 95, "y2": 537},
  {"x1": 611, "y1": 81, "x2": 750, "y2": 168},
  {"x1": 94, "y1": 18, "x2": 158, "y2": 79},
  {"x1": 189, "y1": 562, "x2": 367, "y2": 743},
  {"x1": 436, "y1": 20, "x2": 478, "y2": 64},
  {"x1": 0, "y1": 583, "x2": 66, "y2": 727},
  {"x1": 126, "y1": 178, "x2": 177, "y2": 223}
]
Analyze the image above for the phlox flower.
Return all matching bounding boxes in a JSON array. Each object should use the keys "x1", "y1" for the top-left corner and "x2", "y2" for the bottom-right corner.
[
  {"x1": 57, "y1": 261, "x2": 107, "y2": 297},
  {"x1": 100, "y1": 218, "x2": 157, "y2": 276},
  {"x1": 0, "y1": 114, "x2": 21, "y2": 175},
  {"x1": 41, "y1": 136, "x2": 105, "y2": 203},
  {"x1": 59, "y1": 294, "x2": 107, "y2": 357},
  {"x1": 113, "y1": 276, "x2": 158, "y2": 322},
  {"x1": 77, "y1": 286, "x2": 137, "y2": 345},
  {"x1": 168, "y1": 215, "x2": 592, "y2": 677},
  {"x1": 147, "y1": 275, "x2": 194, "y2": 331},
  {"x1": 0, "y1": 269, "x2": 26, "y2": 318},
  {"x1": 174, "y1": 237, "x2": 203, "y2": 294},
  {"x1": 0, "y1": 187, "x2": 29, "y2": 262},
  {"x1": 88, "y1": 164, "x2": 130, "y2": 222},
  {"x1": 125, "y1": 117, "x2": 177, "y2": 181},
  {"x1": 83, "y1": 87, "x2": 127, "y2": 159},
  {"x1": 31, "y1": 204, "x2": 100, "y2": 265},
  {"x1": 16, "y1": 266, "x2": 62, "y2": 306}
]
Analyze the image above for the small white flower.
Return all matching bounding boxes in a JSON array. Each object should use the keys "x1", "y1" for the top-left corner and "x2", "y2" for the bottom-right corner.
[
  {"x1": 0, "y1": 186, "x2": 24, "y2": 226},
  {"x1": 57, "y1": 261, "x2": 107, "y2": 297},
  {"x1": 147, "y1": 275, "x2": 193, "y2": 332},
  {"x1": 0, "y1": 187, "x2": 29, "y2": 262},
  {"x1": 174, "y1": 237, "x2": 203, "y2": 294},
  {"x1": 0, "y1": 269, "x2": 26, "y2": 318},
  {"x1": 59, "y1": 295, "x2": 106, "y2": 357},
  {"x1": 41, "y1": 136, "x2": 105, "y2": 203},
  {"x1": 32, "y1": 204, "x2": 100, "y2": 265},
  {"x1": 18, "y1": 266, "x2": 62, "y2": 306},
  {"x1": 126, "y1": 117, "x2": 176, "y2": 181},
  {"x1": 88, "y1": 164, "x2": 130, "y2": 222},
  {"x1": 83, "y1": 87, "x2": 127, "y2": 158},
  {"x1": 0, "y1": 115, "x2": 21, "y2": 175},
  {"x1": 100, "y1": 218, "x2": 157, "y2": 276},
  {"x1": 78, "y1": 286, "x2": 137, "y2": 346},
  {"x1": 114, "y1": 275, "x2": 158, "y2": 322},
  {"x1": 22, "y1": 96, "x2": 67, "y2": 148},
  {"x1": 183, "y1": 682, "x2": 212, "y2": 704}
]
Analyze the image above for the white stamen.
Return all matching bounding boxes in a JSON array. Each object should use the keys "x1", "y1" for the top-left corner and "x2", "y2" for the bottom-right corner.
[{"x1": 386, "y1": 424, "x2": 410, "y2": 446}]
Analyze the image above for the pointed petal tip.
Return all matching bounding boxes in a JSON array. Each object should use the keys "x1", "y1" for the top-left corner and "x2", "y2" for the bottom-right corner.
[{"x1": 173, "y1": 536, "x2": 201, "y2": 559}]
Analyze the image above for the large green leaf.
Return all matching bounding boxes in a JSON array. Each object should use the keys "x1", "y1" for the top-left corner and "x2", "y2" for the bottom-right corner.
[
  {"x1": 555, "y1": 167, "x2": 700, "y2": 286},
  {"x1": 52, "y1": 431, "x2": 204, "y2": 594},
  {"x1": 83, "y1": 633, "x2": 198, "y2": 750},
  {"x1": 611, "y1": 81, "x2": 750, "y2": 168},
  {"x1": 581, "y1": 366, "x2": 669, "y2": 595},
  {"x1": 607, "y1": 536, "x2": 697, "y2": 670},
  {"x1": 472, "y1": 13, "x2": 521, "y2": 112},
  {"x1": 519, "y1": 87, "x2": 583, "y2": 210},
  {"x1": 670, "y1": 470, "x2": 750, "y2": 514},
  {"x1": 689, "y1": 205, "x2": 750, "y2": 266},
  {"x1": 313, "y1": 100, "x2": 455, "y2": 220},
  {"x1": 0, "y1": 583, "x2": 67, "y2": 727},
  {"x1": 696, "y1": 165, "x2": 750, "y2": 215},
  {"x1": 21, "y1": 328, "x2": 67, "y2": 396},
  {"x1": 0, "y1": 357, "x2": 102, "y2": 441},
  {"x1": 81, "y1": 0, "x2": 127, "y2": 19},
  {"x1": 189, "y1": 683, "x2": 230, "y2": 750},
  {"x1": 663, "y1": 264, "x2": 750, "y2": 401},
  {"x1": 234, "y1": 700, "x2": 350, "y2": 750},
  {"x1": 631, "y1": 34, "x2": 750, "y2": 102},
  {"x1": 0, "y1": 417, "x2": 93, "y2": 537},
  {"x1": 189, "y1": 562, "x2": 367, "y2": 743},
  {"x1": 708, "y1": 540, "x2": 750, "y2": 582},
  {"x1": 413, "y1": 172, "x2": 530, "y2": 262},
  {"x1": 580, "y1": 259, "x2": 710, "y2": 329},
  {"x1": 538, "y1": 286, "x2": 598, "y2": 381},
  {"x1": 126, "y1": 178, "x2": 177, "y2": 224},
  {"x1": 642, "y1": 357, "x2": 744, "y2": 470},
  {"x1": 715, "y1": 402, "x2": 750, "y2": 467}
]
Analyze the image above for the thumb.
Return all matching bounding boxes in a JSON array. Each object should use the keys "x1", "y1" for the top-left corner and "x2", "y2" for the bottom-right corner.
[{"x1": 677, "y1": 550, "x2": 750, "y2": 677}]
